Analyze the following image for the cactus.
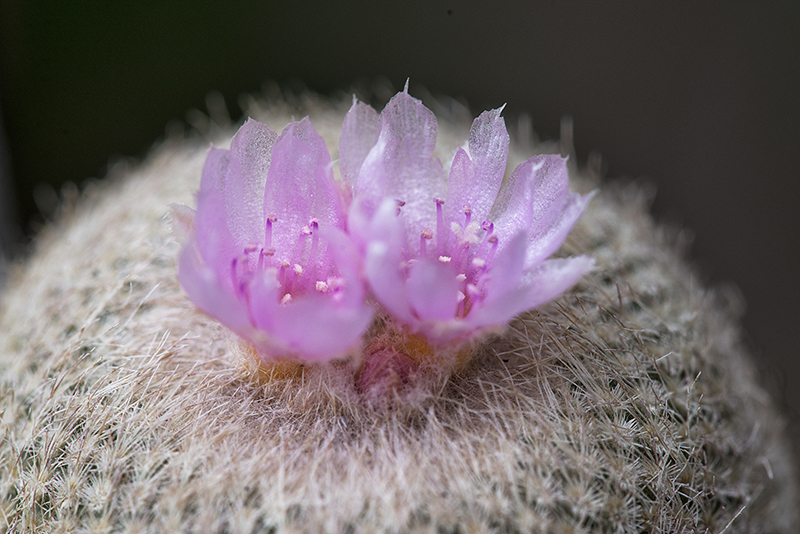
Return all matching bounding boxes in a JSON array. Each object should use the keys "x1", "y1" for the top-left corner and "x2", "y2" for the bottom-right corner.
[{"x1": 0, "y1": 88, "x2": 795, "y2": 533}]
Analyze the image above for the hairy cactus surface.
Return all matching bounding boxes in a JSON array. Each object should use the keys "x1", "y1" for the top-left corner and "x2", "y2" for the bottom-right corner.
[{"x1": 1, "y1": 89, "x2": 796, "y2": 533}]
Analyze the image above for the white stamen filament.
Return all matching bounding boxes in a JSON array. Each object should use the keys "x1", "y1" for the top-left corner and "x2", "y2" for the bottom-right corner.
[
  {"x1": 420, "y1": 228, "x2": 432, "y2": 256},
  {"x1": 265, "y1": 214, "x2": 277, "y2": 248},
  {"x1": 434, "y1": 198, "x2": 445, "y2": 253}
]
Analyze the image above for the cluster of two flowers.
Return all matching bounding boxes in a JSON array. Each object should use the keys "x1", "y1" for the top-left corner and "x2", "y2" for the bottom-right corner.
[{"x1": 176, "y1": 88, "x2": 594, "y2": 391}]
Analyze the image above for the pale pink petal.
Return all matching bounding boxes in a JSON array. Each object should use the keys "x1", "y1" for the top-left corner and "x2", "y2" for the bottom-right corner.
[
  {"x1": 524, "y1": 191, "x2": 595, "y2": 267},
  {"x1": 356, "y1": 91, "x2": 445, "y2": 253},
  {"x1": 271, "y1": 295, "x2": 374, "y2": 362},
  {"x1": 520, "y1": 256, "x2": 595, "y2": 309},
  {"x1": 406, "y1": 259, "x2": 460, "y2": 321},
  {"x1": 445, "y1": 108, "x2": 509, "y2": 225},
  {"x1": 467, "y1": 255, "x2": 593, "y2": 329},
  {"x1": 245, "y1": 269, "x2": 282, "y2": 333},
  {"x1": 481, "y1": 232, "x2": 527, "y2": 299},
  {"x1": 348, "y1": 134, "x2": 392, "y2": 226},
  {"x1": 463, "y1": 232, "x2": 528, "y2": 328},
  {"x1": 263, "y1": 118, "x2": 335, "y2": 262},
  {"x1": 363, "y1": 200, "x2": 417, "y2": 325},
  {"x1": 488, "y1": 157, "x2": 536, "y2": 252},
  {"x1": 225, "y1": 119, "x2": 278, "y2": 248},
  {"x1": 194, "y1": 173, "x2": 239, "y2": 281},
  {"x1": 523, "y1": 154, "x2": 582, "y2": 265},
  {"x1": 339, "y1": 98, "x2": 380, "y2": 183},
  {"x1": 198, "y1": 145, "x2": 230, "y2": 194},
  {"x1": 528, "y1": 155, "x2": 570, "y2": 225},
  {"x1": 490, "y1": 154, "x2": 593, "y2": 266},
  {"x1": 246, "y1": 231, "x2": 373, "y2": 361},
  {"x1": 319, "y1": 226, "x2": 367, "y2": 306},
  {"x1": 178, "y1": 244, "x2": 253, "y2": 333}
]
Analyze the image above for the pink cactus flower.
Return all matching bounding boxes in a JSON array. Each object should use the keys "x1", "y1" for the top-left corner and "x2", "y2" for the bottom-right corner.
[
  {"x1": 178, "y1": 86, "x2": 593, "y2": 372},
  {"x1": 341, "y1": 88, "x2": 595, "y2": 348},
  {"x1": 178, "y1": 117, "x2": 373, "y2": 362}
]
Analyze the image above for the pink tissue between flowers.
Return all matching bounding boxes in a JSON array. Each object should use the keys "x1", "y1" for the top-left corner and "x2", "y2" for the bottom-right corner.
[{"x1": 177, "y1": 87, "x2": 594, "y2": 364}]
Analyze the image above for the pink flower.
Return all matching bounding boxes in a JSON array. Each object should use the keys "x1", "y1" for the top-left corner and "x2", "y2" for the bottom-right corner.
[
  {"x1": 178, "y1": 87, "x2": 594, "y2": 371},
  {"x1": 341, "y1": 89, "x2": 594, "y2": 347},
  {"x1": 178, "y1": 118, "x2": 373, "y2": 362}
]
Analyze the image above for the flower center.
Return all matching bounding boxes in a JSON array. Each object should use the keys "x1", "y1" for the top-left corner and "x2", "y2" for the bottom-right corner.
[
  {"x1": 400, "y1": 198, "x2": 501, "y2": 318},
  {"x1": 230, "y1": 215, "x2": 343, "y2": 305}
]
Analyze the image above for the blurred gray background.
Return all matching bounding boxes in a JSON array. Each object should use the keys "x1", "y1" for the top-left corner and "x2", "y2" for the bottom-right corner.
[{"x1": 1, "y1": 1, "x2": 798, "y2": 459}]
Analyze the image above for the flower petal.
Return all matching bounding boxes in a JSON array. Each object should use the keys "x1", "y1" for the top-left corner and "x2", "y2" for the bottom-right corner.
[
  {"x1": 488, "y1": 157, "x2": 536, "y2": 253},
  {"x1": 194, "y1": 159, "x2": 240, "y2": 281},
  {"x1": 264, "y1": 117, "x2": 338, "y2": 262},
  {"x1": 523, "y1": 154, "x2": 592, "y2": 266},
  {"x1": 363, "y1": 199, "x2": 417, "y2": 325},
  {"x1": 225, "y1": 119, "x2": 278, "y2": 248},
  {"x1": 339, "y1": 98, "x2": 380, "y2": 183},
  {"x1": 520, "y1": 255, "x2": 595, "y2": 308},
  {"x1": 178, "y1": 243, "x2": 253, "y2": 334},
  {"x1": 406, "y1": 259, "x2": 460, "y2": 321},
  {"x1": 525, "y1": 190, "x2": 595, "y2": 268},
  {"x1": 467, "y1": 255, "x2": 593, "y2": 329},
  {"x1": 355, "y1": 91, "x2": 445, "y2": 254},
  {"x1": 445, "y1": 108, "x2": 509, "y2": 225},
  {"x1": 245, "y1": 268, "x2": 282, "y2": 333},
  {"x1": 464, "y1": 232, "x2": 528, "y2": 328},
  {"x1": 490, "y1": 154, "x2": 593, "y2": 266},
  {"x1": 271, "y1": 294, "x2": 374, "y2": 362},
  {"x1": 319, "y1": 225, "x2": 361, "y2": 285}
]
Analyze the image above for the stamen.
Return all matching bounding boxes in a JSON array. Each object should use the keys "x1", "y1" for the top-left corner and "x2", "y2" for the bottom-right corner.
[
  {"x1": 395, "y1": 199, "x2": 406, "y2": 215},
  {"x1": 420, "y1": 228, "x2": 433, "y2": 256},
  {"x1": 452, "y1": 240, "x2": 470, "y2": 272},
  {"x1": 278, "y1": 261, "x2": 290, "y2": 290},
  {"x1": 327, "y1": 277, "x2": 345, "y2": 291},
  {"x1": 434, "y1": 198, "x2": 445, "y2": 253},
  {"x1": 472, "y1": 258, "x2": 486, "y2": 269},
  {"x1": 438, "y1": 255, "x2": 451, "y2": 263},
  {"x1": 244, "y1": 243, "x2": 259, "y2": 254},
  {"x1": 456, "y1": 273, "x2": 467, "y2": 282},
  {"x1": 316, "y1": 281, "x2": 329, "y2": 293},
  {"x1": 474, "y1": 221, "x2": 497, "y2": 265},
  {"x1": 266, "y1": 214, "x2": 277, "y2": 248},
  {"x1": 485, "y1": 235, "x2": 499, "y2": 266},
  {"x1": 280, "y1": 293, "x2": 293, "y2": 305},
  {"x1": 231, "y1": 257, "x2": 240, "y2": 296},
  {"x1": 463, "y1": 205, "x2": 472, "y2": 227},
  {"x1": 293, "y1": 264, "x2": 304, "y2": 276},
  {"x1": 307, "y1": 219, "x2": 320, "y2": 281}
]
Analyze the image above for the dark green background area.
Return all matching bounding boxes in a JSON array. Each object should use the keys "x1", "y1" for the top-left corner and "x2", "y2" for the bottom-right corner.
[{"x1": 1, "y1": 0, "x2": 799, "y2": 458}]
